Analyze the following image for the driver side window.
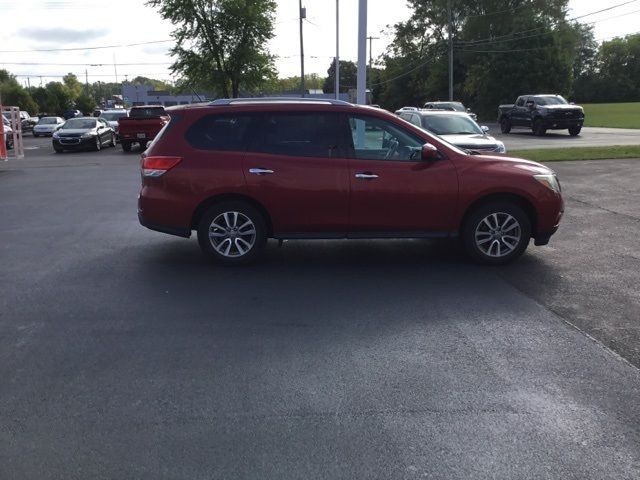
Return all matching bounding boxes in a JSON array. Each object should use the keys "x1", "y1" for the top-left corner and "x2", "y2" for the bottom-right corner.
[{"x1": 346, "y1": 115, "x2": 424, "y2": 161}]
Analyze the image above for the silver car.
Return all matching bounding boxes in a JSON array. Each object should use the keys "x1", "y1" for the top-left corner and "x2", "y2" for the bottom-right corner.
[
  {"x1": 398, "y1": 110, "x2": 506, "y2": 153},
  {"x1": 33, "y1": 116, "x2": 65, "y2": 137},
  {"x1": 99, "y1": 109, "x2": 128, "y2": 139}
]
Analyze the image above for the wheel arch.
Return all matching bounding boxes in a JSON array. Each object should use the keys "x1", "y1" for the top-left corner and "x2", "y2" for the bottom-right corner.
[
  {"x1": 460, "y1": 192, "x2": 538, "y2": 237},
  {"x1": 190, "y1": 193, "x2": 273, "y2": 236}
]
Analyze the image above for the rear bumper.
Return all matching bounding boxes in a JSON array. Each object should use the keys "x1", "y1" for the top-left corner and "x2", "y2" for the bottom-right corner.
[{"x1": 138, "y1": 210, "x2": 191, "y2": 238}]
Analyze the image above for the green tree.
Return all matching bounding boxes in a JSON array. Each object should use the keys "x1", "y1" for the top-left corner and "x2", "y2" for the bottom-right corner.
[
  {"x1": 0, "y1": 69, "x2": 38, "y2": 113},
  {"x1": 147, "y1": 0, "x2": 277, "y2": 98},
  {"x1": 379, "y1": 0, "x2": 583, "y2": 116},
  {"x1": 63, "y1": 73, "x2": 84, "y2": 101},
  {"x1": 323, "y1": 59, "x2": 358, "y2": 93},
  {"x1": 75, "y1": 93, "x2": 96, "y2": 115},
  {"x1": 129, "y1": 76, "x2": 173, "y2": 91}
]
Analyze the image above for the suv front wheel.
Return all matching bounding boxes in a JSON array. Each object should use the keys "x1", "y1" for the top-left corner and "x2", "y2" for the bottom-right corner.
[
  {"x1": 197, "y1": 201, "x2": 267, "y2": 265},
  {"x1": 462, "y1": 202, "x2": 531, "y2": 265}
]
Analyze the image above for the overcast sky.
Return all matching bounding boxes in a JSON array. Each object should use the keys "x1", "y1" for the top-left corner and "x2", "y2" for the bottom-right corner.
[{"x1": 0, "y1": 0, "x2": 638, "y2": 87}]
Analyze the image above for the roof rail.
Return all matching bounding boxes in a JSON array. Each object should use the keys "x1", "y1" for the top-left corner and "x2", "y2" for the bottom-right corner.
[{"x1": 209, "y1": 97, "x2": 352, "y2": 106}]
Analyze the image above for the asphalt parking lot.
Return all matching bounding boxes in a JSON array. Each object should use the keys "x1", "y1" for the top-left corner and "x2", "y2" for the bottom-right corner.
[
  {"x1": 484, "y1": 123, "x2": 640, "y2": 150},
  {"x1": 1, "y1": 136, "x2": 640, "y2": 479}
]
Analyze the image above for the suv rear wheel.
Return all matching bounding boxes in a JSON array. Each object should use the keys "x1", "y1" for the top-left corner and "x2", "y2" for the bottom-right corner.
[
  {"x1": 462, "y1": 202, "x2": 531, "y2": 265},
  {"x1": 197, "y1": 201, "x2": 267, "y2": 265},
  {"x1": 568, "y1": 126, "x2": 581, "y2": 136}
]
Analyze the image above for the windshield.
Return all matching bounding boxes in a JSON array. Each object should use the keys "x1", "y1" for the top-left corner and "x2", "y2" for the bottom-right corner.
[
  {"x1": 63, "y1": 118, "x2": 97, "y2": 129},
  {"x1": 39, "y1": 117, "x2": 58, "y2": 124},
  {"x1": 101, "y1": 112, "x2": 128, "y2": 121},
  {"x1": 535, "y1": 95, "x2": 568, "y2": 106},
  {"x1": 420, "y1": 114, "x2": 483, "y2": 135}
]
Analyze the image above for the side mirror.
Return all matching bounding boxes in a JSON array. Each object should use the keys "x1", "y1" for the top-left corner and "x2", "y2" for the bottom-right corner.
[
  {"x1": 481, "y1": 125, "x2": 489, "y2": 133},
  {"x1": 421, "y1": 143, "x2": 438, "y2": 161},
  {"x1": 570, "y1": 101, "x2": 575, "y2": 105},
  {"x1": 466, "y1": 108, "x2": 472, "y2": 112}
]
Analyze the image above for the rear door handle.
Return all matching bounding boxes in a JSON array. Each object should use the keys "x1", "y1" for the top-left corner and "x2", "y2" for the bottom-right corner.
[
  {"x1": 249, "y1": 168, "x2": 274, "y2": 175},
  {"x1": 355, "y1": 172, "x2": 378, "y2": 180}
]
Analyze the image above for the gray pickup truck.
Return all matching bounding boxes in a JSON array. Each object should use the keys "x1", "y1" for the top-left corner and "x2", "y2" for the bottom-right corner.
[{"x1": 498, "y1": 94, "x2": 585, "y2": 136}]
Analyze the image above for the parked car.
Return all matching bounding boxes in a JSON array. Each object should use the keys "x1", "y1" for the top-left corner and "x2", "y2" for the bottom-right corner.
[
  {"x1": 118, "y1": 105, "x2": 169, "y2": 152},
  {"x1": 498, "y1": 94, "x2": 584, "y2": 136},
  {"x1": 2, "y1": 117, "x2": 14, "y2": 150},
  {"x1": 424, "y1": 101, "x2": 477, "y2": 121},
  {"x1": 99, "y1": 109, "x2": 129, "y2": 139},
  {"x1": 33, "y1": 116, "x2": 65, "y2": 137},
  {"x1": 138, "y1": 98, "x2": 563, "y2": 265},
  {"x1": 20, "y1": 111, "x2": 36, "y2": 131},
  {"x1": 63, "y1": 109, "x2": 83, "y2": 120},
  {"x1": 397, "y1": 110, "x2": 506, "y2": 153},
  {"x1": 52, "y1": 117, "x2": 116, "y2": 153}
]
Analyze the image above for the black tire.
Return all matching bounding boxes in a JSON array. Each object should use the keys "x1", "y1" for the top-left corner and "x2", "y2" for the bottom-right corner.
[
  {"x1": 33, "y1": 132, "x2": 39, "y2": 137},
  {"x1": 6, "y1": 138, "x2": 13, "y2": 150},
  {"x1": 500, "y1": 117, "x2": 511, "y2": 134},
  {"x1": 462, "y1": 201, "x2": 531, "y2": 265},
  {"x1": 54, "y1": 147, "x2": 63, "y2": 153},
  {"x1": 197, "y1": 201, "x2": 267, "y2": 265},
  {"x1": 94, "y1": 136, "x2": 101, "y2": 151},
  {"x1": 121, "y1": 141, "x2": 132, "y2": 152},
  {"x1": 568, "y1": 126, "x2": 581, "y2": 136},
  {"x1": 533, "y1": 118, "x2": 546, "y2": 136},
  {"x1": 110, "y1": 133, "x2": 116, "y2": 147},
  {"x1": 139, "y1": 141, "x2": 147, "y2": 151}
]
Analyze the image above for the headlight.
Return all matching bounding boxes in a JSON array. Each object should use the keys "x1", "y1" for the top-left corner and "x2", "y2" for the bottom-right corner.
[
  {"x1": 53, "y1": 132, "x2": 60, "y2": 139},
  {"x1": 534, "y1": 173, "x2": 561, "y2": 193},
  {"x1": 494, "y1": 142, "x2": 506, "y2": 153}
]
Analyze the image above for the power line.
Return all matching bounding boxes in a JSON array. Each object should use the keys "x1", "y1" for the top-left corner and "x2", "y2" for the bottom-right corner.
[
  {"x1": 0, "y1": 39, "x2": 172, "y2": 53},
  {"x1": 458, "y1": 0, "x2": 640, "y2": 46},
  {"x1": 0, "y1": 62, "x2": 173, "y2": 66}
]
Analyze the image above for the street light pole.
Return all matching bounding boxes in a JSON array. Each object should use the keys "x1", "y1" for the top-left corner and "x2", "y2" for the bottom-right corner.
[
  {"x1": 356, "y1": 0, "x2": 367, "y2": 105},
  {"x1": 367, "y1": 35, "x2": 379, "y2": 99},
  {"x1": 335, "y1": 0, "x2": 340, "y2": 100}
]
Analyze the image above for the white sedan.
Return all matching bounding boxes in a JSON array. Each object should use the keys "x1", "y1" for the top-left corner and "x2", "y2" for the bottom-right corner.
[{"x1": 33, "y1": 117, "x2": 65, "y2": 137}]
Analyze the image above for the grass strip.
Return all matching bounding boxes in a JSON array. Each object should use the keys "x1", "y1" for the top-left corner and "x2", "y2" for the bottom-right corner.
[
  {"x1": 509, "y1": 145, "x2": 640, "y2": 162},
  {"x1": 582, "y1": 103, "x2": 640, "y2": 129}
]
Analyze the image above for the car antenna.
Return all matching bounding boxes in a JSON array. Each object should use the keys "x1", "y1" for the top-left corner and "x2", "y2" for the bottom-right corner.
[{"x1": 191, "y1": 87, "x2": 203, "y2": 102}]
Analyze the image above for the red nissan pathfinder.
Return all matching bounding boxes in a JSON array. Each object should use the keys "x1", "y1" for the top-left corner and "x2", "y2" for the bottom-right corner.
[{"x1": 138, "y1": 98, "x2": 563, "y2": 265}]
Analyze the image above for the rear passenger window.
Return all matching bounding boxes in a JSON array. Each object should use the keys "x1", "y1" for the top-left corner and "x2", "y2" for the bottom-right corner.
[
  {"x1": 250, "y1": 112, "x2": 344, "y2": 158},
  {"x1": 185, "y1": 114, "x2": 253, "y2": 151},
  {"x1": 516, "y1": 97, "x2": 525, "y2": 107}
]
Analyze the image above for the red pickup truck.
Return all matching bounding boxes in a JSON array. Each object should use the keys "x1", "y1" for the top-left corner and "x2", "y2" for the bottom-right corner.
[{"x1": 118, "y1": 106, "x2": 170, "y2": 152}]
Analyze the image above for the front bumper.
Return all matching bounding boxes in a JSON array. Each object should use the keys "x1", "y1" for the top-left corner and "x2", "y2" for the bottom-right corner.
[
  {"x1": 541, "y1": 118, "x2": 584, "y2": 130},
  {"x1": 53, "y1": 136, "x2": 96, "y2": 150}
]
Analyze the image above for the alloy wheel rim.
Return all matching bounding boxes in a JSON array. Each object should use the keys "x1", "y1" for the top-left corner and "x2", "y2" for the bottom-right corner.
[
  {"x1": 474, "y1": 212, "x2": 521, "y2": 258},
  {"x1": 208, "y1": 211, "x2": 256, "y2": 258}
]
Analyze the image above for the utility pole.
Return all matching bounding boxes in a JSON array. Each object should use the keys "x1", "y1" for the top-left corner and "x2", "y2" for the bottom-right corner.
[
  {"x1": 335, "y1": 0, "x2": 339, "y2": 100},
  {"x1": 26, "y1": 77, "x2": 31, "y2": 90},
  {"x1": 85, "y1": 69, "x2": 89, "y2": 94},
  {"x1": 299, "y1": 0, "x2": 306, "y2": 97},
  {"x1": 113, "y1": 53, "x2": 118, "y2": 83},
  {"x1": 447, "y1": 0, "x2": 453, "y2": 101},
  {"x1": 367, "y1": 35, "x2": 379, "y2": 98}
]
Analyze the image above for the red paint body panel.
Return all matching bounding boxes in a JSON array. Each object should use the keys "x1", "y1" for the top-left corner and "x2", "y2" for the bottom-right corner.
[{"x1": 139, "y1": 103, "x2": 564, "y2": 242}]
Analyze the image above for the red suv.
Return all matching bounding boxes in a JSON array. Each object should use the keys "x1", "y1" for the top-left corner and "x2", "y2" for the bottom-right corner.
[{"x1": 138, "y1": 98, "x2": 563, "y2": 265}]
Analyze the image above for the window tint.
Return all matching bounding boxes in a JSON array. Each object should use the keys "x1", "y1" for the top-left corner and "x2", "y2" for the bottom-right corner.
[
  {"x1": 130, "y1": 107, "x2": 166, "y2": 118},
  {"x1": 420, "y1": 114, "x2": 483, "y2": 135},
  {"x1": 251, "y1": 112, "x2": 345, "y2": 158},
  {"x1": 516, "y1": 97, "x2": 525, "y2": 107},
  {"x1": 185, "y1": 113, "x2": 254, "y2": 151},
  {"x1": 347, "y1": 115, "x2": 424, "y2": 161}
]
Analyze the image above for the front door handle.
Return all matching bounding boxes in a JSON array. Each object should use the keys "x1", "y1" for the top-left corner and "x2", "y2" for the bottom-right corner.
[
  {"x1": 249, "y1": 168, "x2": 274, "y2": 175},
  {"x1": 355, "y1": 172, "x2": 379, "y2": 180}
]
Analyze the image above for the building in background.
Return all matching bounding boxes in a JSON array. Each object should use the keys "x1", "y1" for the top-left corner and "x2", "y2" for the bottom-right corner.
[{"x1": 121, "y1": 84, "x2": 211, "y2": 107}]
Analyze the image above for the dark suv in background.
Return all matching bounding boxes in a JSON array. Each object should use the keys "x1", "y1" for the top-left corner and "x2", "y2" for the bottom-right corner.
[{"x1": 138, "y1": 98, "x2": 564, "y2": 265}]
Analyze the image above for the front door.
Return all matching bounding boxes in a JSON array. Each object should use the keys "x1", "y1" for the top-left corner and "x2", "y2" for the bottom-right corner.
[
  {"x1": 243, "y1": 111, "x2": 350, "y2": 235},
  {"x1": 345, "y1": 114, "x2": 458, "y2": 234}
]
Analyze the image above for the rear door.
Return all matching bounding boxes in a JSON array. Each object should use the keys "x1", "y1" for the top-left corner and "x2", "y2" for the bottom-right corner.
[{"x1": 243, "y1": 111, "x2": 350, "y2": 235}]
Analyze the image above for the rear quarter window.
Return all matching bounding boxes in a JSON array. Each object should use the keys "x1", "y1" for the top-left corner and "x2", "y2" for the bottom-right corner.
[{"x1": 184, "y1": 113, "x2": 254, "y2": 151}]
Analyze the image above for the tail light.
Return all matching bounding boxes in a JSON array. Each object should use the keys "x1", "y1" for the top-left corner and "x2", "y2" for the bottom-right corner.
[{"x1": 142, "y1": 156, "x2": 182, "y2": 177}]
